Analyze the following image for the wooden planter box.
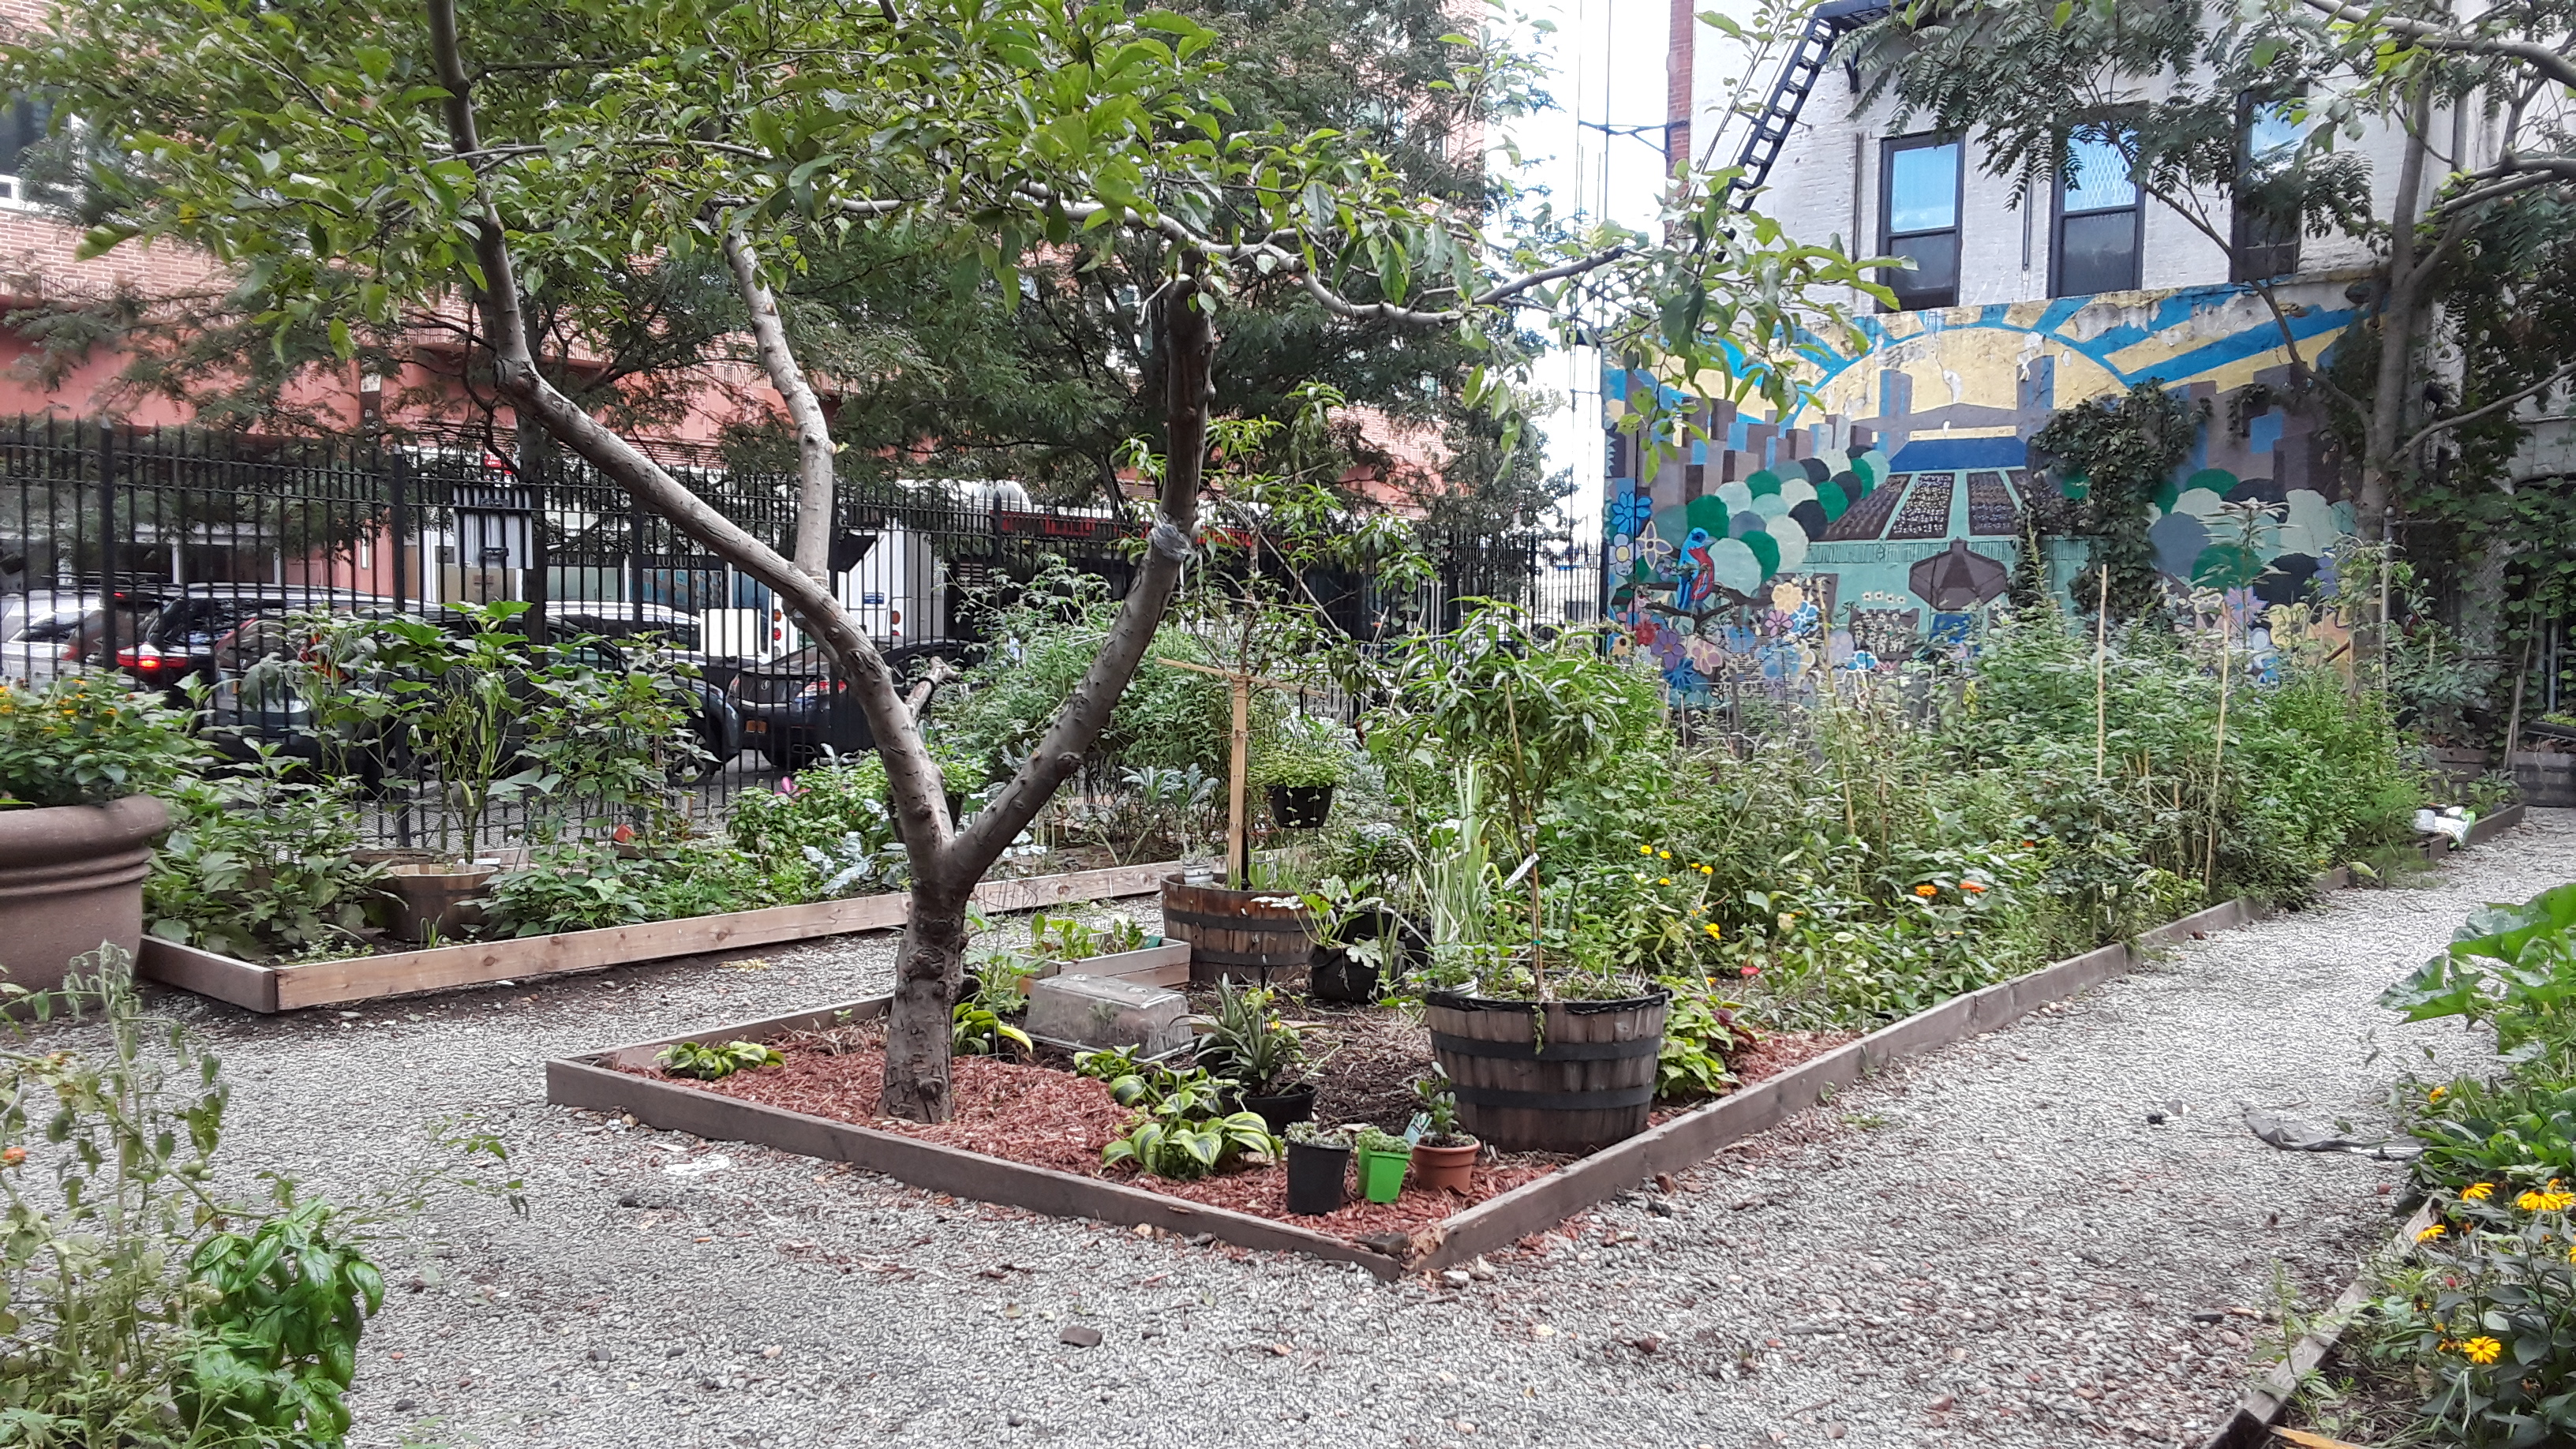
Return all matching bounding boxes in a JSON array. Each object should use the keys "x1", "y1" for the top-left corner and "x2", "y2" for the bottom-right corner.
[
  {"x1": 138, "y1": 860, "x2": 1181, "y2": 1013},
  {"x1": 549, "y1": 811, "x2": 2530, "y2": 1278}
]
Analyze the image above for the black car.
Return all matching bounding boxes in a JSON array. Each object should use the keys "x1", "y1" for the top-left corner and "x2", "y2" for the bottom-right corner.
[
  {"x1": 118, "y1": 585, "x2": 399, "y2": 695},
  {"x1": 730, "y1": 641, "x2": 978, "y2": 773}
]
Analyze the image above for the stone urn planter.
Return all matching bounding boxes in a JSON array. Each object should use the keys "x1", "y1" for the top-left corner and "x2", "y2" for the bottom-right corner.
[
  {"x1": 0, "y1": 795, "x2": 170, "y2": 996},
  {"x1": 383, "y1": 862, "x2": 500, "y2": 944}
]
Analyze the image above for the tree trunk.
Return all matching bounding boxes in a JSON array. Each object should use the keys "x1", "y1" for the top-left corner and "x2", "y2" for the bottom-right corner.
[
  {"x1": 2358, "y1": 91, "x2": 2435, "y2": 538},
  {"x1": 883, "y1": 885, "x2": 972, "y2": 1122}
]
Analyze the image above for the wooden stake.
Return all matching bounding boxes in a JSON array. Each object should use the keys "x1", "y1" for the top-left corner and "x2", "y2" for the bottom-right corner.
[
  {"x1": 1227, "y1": 673, "x2": 1250, "y2": 889},
  {"x1": 2206, "y1": 606, "x2": 2233, "y2": 889},
  {"x1": 2506, "y1": 627, "x2": 2535, "y2": 770},
  {"x1": 2093, "y1": 564, "x2": 2110, "y2": 780}
]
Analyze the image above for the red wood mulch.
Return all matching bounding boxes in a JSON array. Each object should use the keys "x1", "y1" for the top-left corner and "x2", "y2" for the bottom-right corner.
[{"x1": 619, "y1": 1023, "x2": 1862, "y2": 1247}]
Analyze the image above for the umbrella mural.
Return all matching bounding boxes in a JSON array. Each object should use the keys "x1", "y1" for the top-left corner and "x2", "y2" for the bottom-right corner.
[{"x1": 1908, "y1": 540, "x2": 2012, "y2": 612}]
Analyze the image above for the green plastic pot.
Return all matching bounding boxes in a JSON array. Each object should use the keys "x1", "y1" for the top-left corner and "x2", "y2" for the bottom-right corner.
[{"x1": 1355, "y1": 1146, "x2": 1408, "y2": 1204}]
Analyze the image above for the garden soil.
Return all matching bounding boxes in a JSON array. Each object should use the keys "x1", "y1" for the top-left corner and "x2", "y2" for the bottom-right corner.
[{"x1": 55, "y1": 822, "x2": 2575, "y2": 1448}]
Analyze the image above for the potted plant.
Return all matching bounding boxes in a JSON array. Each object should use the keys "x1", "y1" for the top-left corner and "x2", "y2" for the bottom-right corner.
[
  {"x1": 1282, "y1": 1121, "x2": 1352, "y2": 1215},
  {"x1": 0, "y1": 676, "x2": 193, "y2": 994},
  {"x1": 1191, "y1": 979, "x2": 1315, "y2": 1134},
  {"x1": 1252, "y1": 712, "x2": 1354, "y2": 829},
  {"x1": 1350, "y1": 1126, "x2": 1411, "y2": 1204},
  {"x1": 1375, "y1": 606, "x2": 1673, "y2": 1154},
  {"x1": 1408, "y1": 1073, "x2": 1479, "y2": 1193},
  {"x1": 1300, "y1": 873, "x2": 1421, "y2": 1003}
]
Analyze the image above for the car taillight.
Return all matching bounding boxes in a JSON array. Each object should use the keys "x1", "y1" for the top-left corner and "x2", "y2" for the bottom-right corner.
[
  {"x1": 795, "y1": 679, "x2": 846, "y2": 702},
  {"x1": 117, "y1": 647, "x2": 166, "y2": 672}
]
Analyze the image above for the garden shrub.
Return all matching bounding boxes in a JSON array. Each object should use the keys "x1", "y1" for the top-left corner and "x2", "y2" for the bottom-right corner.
[{"x1": 146, "y1": 750, "x2": 385, "y2": 963}]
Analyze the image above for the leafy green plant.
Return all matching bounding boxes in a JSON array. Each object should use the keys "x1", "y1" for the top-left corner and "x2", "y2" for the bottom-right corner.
[
  {"x1": 146, "y1": 747, "x2": 385, "y2": 962},
  {"x1": 951, "y1": 1001, "x2": 1034, "y2": 1058},
  {"x1": 1350, "y1": 1125, "x2": 1411, "y2": 1156},
  {"x1": 656, "y1": 1039, "x2": 784, "y2": 1080},
  {"x1": 0, "y1": 950, "x2": 512, "y2": 1447},
  {"x1": 1099, "y1": 1110, "x2": 1278, "y2": 1180},
  {"x1": 1251, "y1": 712, "x2": 1356, "y2": 789},
  {"x1": 485, "y1": 839, "x2": 803, "y2": 936},
  {"x1": 1411, "y1": 1071, "x2": 1470, "y2": 1146},
  {"x1": 505, "y1": 638, "x2": 707, "y2": 840},
  {"x1": 1656, "y1": 979, "x2": 1748, "y2": 1102},
  {"x1": 1072, "y1": 1045, "x2": 1147, "y2": 1082},
  {"x1": 2383, "y1": 882, "x2": 2576, "y2": 1056},
  {"x1": 2406, "y1": 1077, "x2": 2576, "y2": 1196},
  {"x1": 0, "y1": 675, "x2": 199, "y2": 807},
  {"x1": 1191, "y1": 980, "x2": 1306, "y2": 1095},
  {"x1": 1027, "y1": 912, "x2": 1147, "y2": 965}
]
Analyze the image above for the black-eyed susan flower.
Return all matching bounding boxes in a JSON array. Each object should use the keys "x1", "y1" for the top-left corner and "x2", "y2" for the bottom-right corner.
[
  {"x1": 2461, "y1": 1336, "x2": 2503, "y2": 1365},
  {"x1": 2417, "y1": 1223, "x2": 2447, "y2": 1242},
  {"x1": 2464, "y1": 1182, "x2": 2494, "y2": 1201}
]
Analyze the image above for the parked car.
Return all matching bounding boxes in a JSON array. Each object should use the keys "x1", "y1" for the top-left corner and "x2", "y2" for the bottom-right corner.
[
  {"x1": 547, "y1": 600, "x2": 747, "y2": 694},
  {"x1": 0, "y1": 589, "x2": 167, "y2": 687},
  {"x1": 729, "y1": 640, "x2": 979, "y2": 773},
  {"x1": 118, "y1": 585, "x2": 399, "y2": 695}
]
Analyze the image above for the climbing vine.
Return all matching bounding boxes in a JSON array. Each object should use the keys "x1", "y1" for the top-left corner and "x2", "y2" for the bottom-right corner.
[{"x1": 2028, "y1": 382, "x2": 2208, "y2": 626}]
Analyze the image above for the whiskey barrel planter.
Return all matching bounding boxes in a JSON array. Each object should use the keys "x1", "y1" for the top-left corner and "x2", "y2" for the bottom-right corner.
[
  {"x1": 2425, "y1": 744, "x2": 2492, "y2": 783},
  {"x1": 1159, "y1": 876, "x2": 1312, "y2": 987},
  {"x1": 1425, "y1": 990, "x2": 1668, "y2": 1152}
]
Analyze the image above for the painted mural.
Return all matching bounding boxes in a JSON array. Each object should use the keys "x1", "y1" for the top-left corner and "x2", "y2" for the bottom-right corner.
[{"x1": 1604, "y1": 279, "x2": 2365, "y2": 699}]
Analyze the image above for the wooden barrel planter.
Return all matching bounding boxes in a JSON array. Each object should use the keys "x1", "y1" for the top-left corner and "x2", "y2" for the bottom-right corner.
[
  {"x1": 1160, "y1": 876, "x2": 1312, "y2": 987},
  {"x1": 1425, "y1": 990, "x2": 1668, "y2": 1153}
]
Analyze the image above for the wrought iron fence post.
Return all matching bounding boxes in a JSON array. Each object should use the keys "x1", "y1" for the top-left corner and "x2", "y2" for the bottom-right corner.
[{"x1": 96, "y1": 421, "x2": 116, "y2": 672}]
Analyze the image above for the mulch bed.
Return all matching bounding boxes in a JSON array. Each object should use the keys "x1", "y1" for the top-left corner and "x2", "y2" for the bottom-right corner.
[{"x1": 619, "y1": 1017, "x2": 1863, "y2": 1247}]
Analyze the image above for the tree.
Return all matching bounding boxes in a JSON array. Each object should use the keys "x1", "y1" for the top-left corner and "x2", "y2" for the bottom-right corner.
[
  {"x1": 1849, "y1": 0, "x2": 2576, "y2": 551},
  {"x1": 10, "y1": 0, "x2": 1873, "y2": 1121}
]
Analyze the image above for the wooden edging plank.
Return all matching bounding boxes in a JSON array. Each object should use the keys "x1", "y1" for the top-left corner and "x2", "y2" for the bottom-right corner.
[
  {"x1": 2196, "y1": 1204, "x2": 2435, "y2": 1449},
  {"x1": 546, "y1": 817, "x2": 2529, "y2": 1279},
  {"x1": 137, "y1": 861, "x2": 1182, "y2": 1012},
  {"x1": 545, "y1": 1056, "x2": 1403, "y2": 1278}
]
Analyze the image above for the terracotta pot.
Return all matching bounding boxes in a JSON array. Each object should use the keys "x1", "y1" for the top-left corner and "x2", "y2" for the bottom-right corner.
[
  {"x1": 0, "y1": 795, "x2": 170, "y2": 997},
  {"x1": 383, "y1": 863, "x2": 499, "y2": 944},
  {"x1": 1410, "y1": 1138, "x2": 1480, "y2": 1194}
]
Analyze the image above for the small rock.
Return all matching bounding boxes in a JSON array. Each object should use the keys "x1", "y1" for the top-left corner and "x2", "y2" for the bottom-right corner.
[
  {"x1": 2145, "y1": 1111, "x2": 2167, "y2": 1125},
  {"x1": 1008, "y1": 1410, "x2": 1026, "y2": 1427},
  {"x1": 665, "y1": 1346, "x2": 685, "y2": 1358},
  {"x1": 1929, "y1": 1395, "x2": 1955, "y2": 1411},
  {"x1": 393, "y1": 1399, "x2": 418, "y2": 1412},
  {"x1": 1467, "y1": 1257, "x2": 1496, "y2": 1282},
  {"x1": 587, "y1": 1346, "x2": 612, "y2": 1363},
  {"x1": 2191, "y1": 1312, "x2": 2224, "y2": 1324},
  {"x1": 1653, "y1": 1172, "x2": 1679, "y2": 1193},
  {"x1": 1533, "y1": 1324, "x2": 1556, "y2": 1338},
  {"x1": 1188, "y1": 1233, "x2": 1215, "y2": 1246},
  {"x1": 1440, "y1": 1269, "x2": 1472, "y2": 1290},
  {"x1": 1649, "y1": 1200, "x2": 1676, "y2": 1217},
  {"x1": 1058, "y1": 1325, "x2": 1103, "y2": 1349},
  {"x1": 761, "y1": 1345, "x2": 781, "y2": 1359}
]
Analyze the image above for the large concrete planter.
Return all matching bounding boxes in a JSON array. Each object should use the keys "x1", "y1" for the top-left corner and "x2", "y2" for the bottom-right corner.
[{"x1": 0, "y1": 795, "x2": 169, "y2": 995}]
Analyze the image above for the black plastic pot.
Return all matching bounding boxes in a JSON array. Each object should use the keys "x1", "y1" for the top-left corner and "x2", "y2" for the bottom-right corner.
[
  {"x1": 1309, "y1": 947, "x2": 1379, "y2": 1004},
  {"x1": 1307, "y1": 909, "x2": 1428, "y2": 1004},
  {"x1": 1284, "y1": 1140, "x2": 1351, "y2": 1215},
  {"x1": 1241, "y1": 1083, "x2": 1317, "y2": 1136},
  {"x1": 1266, "y1": 783, "x2": 1335, "y2": 829}
]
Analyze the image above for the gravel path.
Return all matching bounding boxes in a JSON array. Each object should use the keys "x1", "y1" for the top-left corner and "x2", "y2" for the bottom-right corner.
[{"x1": 82, "y1": 813, "x2": 2574, "y2": 1448}]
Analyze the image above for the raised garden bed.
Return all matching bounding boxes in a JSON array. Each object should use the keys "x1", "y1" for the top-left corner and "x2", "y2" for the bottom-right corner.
[
  {"x1": 545, "y1": 812, "x2": 2525, "y2": 1277},
  {"x1": 137, "y1": 860, "x2": 1182, "y2": 1012}
]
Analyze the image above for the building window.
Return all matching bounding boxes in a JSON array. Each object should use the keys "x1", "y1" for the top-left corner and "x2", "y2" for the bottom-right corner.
[
  {"x1": 2052, "y1": 128, "x2": 2140, "y2": 297},
  {"x1": 2233, "y1": 99, "x2": 2302, "y2": 283},
  {"x1": 0, "y1": 95, "x2": 52, "y2": 205},
  {"x1": 1879, "y1": 134, "x2": 1962, "y2": 312}
]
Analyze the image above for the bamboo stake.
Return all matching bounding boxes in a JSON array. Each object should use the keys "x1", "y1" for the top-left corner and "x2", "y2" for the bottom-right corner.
[
  {"x1": 1156, "y1": 655, "x2": 1292, "y2": 890},
  {"x1": 2093, "y1": 564, "x2": 2111, "y2": 779},
  {"x1": 2505, "y1": 627, "x2": 2535, "y2": 777},
  {"x1": 2206, "y1": 605, "x2": 2233, "y2": 889}
]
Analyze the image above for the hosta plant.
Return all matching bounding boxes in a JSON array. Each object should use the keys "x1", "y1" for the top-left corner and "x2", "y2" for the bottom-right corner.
[
  {"x1": 657, "y1": 1040, "x2": 784, "y2": 1080},
  {"x1": 1100, "y1": 1110, "x2": 1278, "y2": 1181}
]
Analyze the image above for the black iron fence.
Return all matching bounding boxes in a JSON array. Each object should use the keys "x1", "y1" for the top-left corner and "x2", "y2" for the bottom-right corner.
[{"x1": 0, "y1": 418, "x2": 1598, "y2": 845}]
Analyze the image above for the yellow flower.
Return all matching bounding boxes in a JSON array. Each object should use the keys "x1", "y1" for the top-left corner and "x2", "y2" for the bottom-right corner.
[
  {"x1": 2429, "y1": 1084, "x2": 2447, "y2": 1101},
  {"x1": 1658, "y1": 849, "x2": 1672, "y2": 859},
  {"x1": 1658, "y1": 878, "x2": 1672, "y2": 886},
  {"x1": 2465, "y1": 1181, "x2": 2494, "y2": 1201},
  {"x1": 2461, "y1": 1336, "x2": 2503, "y2": 1365},
  {"x1": 1913, "y1": 884, "x2": 1938, "y2": 898},
  {"x1": 1639, "y1": 845, "x2": 1653, "y2": 856},
  {"x1": 2522, "y1": 1189, "x2": 2576, "y2": 1212},
  {"x1": 1702, "y1": 923, "x2": 1722, "y2": 940},
  {"x1": 2417, "y1": 1223, "x2": 2447, "y2": 1242},
  {"x1": 1699, "y1": 864, "x2": 1713, "y2": 875}
]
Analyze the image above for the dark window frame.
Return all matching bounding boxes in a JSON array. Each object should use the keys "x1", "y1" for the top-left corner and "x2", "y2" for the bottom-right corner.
[
  {"x1": 2231, "y1": 94, "x2": 2304, "y2": 283},
  {"x1": 2050, "y1": 127, "x2": 2144, "y2": 298},
  {"x1": 1878, "y1": 131, "x2": 1964, "y2": 313}
]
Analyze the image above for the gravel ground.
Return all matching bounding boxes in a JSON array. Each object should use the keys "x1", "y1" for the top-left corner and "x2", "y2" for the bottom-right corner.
[{"x1": 73, "y1": 813, "x2": 2576, "y2": 1448}]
